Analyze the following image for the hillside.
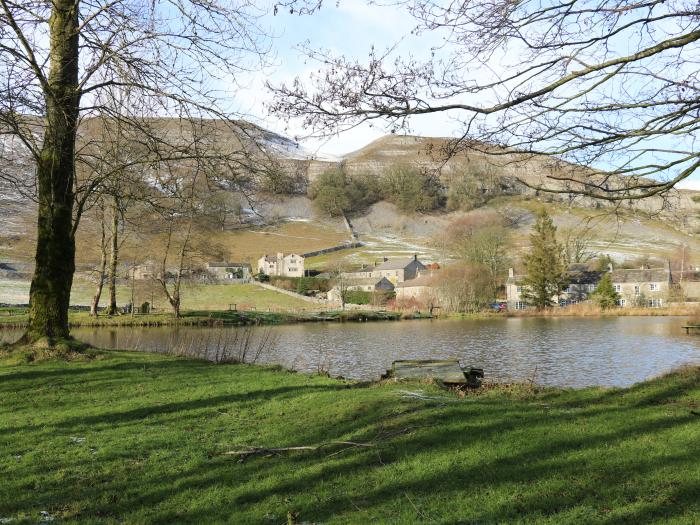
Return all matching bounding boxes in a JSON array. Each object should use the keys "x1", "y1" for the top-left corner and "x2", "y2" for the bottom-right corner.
[{"x1": 3, "y1": 122, "x2": 700, "y2": 290}]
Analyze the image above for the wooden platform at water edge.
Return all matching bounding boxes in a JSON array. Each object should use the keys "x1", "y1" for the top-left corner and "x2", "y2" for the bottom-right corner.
[{"x1": 384, "y1": 360, "x2": 484, "y2": 387}]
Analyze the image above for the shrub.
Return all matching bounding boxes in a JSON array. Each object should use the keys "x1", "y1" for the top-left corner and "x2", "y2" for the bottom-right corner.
[
  {"x1": 308, "y1": 167, "x2": 383, "y2": 216},
  {"x1": 344, "y1": 290, "x2": 372, "y2": 304},
  {"x1": 381, "y1": 165, "x2": 443, "y2": 213},
  {"x1": 269, "y1": 276, "x2": 331, "y2": 295},
  {"x1": 259, "y1": 164, "x2": 307, "y2": 195}
]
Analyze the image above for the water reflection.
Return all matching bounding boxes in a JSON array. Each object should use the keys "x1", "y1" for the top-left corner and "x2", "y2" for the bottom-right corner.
[{"x1": 2, "y1": 317, "x2": 699, "y2": 388}]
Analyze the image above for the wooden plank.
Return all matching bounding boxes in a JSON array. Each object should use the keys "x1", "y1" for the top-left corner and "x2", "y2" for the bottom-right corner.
[{"x1": 391, "y1": 359, "x2": 467, "y2": 384}]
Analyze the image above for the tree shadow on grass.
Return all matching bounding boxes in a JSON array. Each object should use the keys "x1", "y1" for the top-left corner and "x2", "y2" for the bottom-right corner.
[{"x1": 3, "y1": 368, "x2": 698, "y2": 524}]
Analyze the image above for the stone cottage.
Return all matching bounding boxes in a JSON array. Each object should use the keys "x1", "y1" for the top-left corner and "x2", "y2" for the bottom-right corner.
[
  {"x1": 371, "y1": 255, "x2": 427, "y2": 284},
  {"x1": 257, "y1": 253, "x2": 305, "y2": 278},
  {"x1": 506, "y1": 264, "x2": 604, "y2": 309},
  {"x1": 207, "y1": 262, "x2": 252, "y2": 281}
]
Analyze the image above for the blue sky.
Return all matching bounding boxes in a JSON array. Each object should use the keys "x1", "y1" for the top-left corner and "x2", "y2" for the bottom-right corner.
[{"x1": 231, "y1": 0, "x2": 461, "y2": 155}]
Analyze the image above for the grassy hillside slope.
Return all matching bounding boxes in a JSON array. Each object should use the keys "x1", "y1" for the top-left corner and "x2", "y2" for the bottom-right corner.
[{"x1": 0, "y1": 352, "x2": 698, "y2": 524}]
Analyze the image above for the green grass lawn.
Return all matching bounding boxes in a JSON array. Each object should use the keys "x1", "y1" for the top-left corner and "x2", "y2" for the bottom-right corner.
[
  {"x1": 0, "y1": 280, "x2": 312, "y2": 311},
  {"x1": 0, "y1": 351, "x2": 698, "y2": 524}
]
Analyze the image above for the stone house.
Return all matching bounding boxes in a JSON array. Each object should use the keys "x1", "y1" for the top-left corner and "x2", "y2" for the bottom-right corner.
[
  {"x1": 506, "y1": 264, "x2": 604, "y2": 309},
  {"x1": 674, "y1": 270, "x2": 700, "y2": 301},
  {"x1": 328, "y1": 276, "x2": 395, "y2": 303},
  {"x1": 207, "y1": 262, "x2": 252, "y2": 281},
  {"x1": 372, "y1": 255, "x2": 427, "y2": 284},
  {"x1": 131, "y1": 261, "x2": 159, "y2": 280},
  {"x1": 395, "y1": 272, "x2": 439, "y2": 301},
  {"x1": 257, "y1": 253, "x2": 305, "y2": 278},
  {"x1": 610, "y1": 267, "x2": 672, "y2": 307}
]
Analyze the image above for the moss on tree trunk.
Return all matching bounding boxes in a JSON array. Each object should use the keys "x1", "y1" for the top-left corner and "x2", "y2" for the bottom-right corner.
[{"x1": 19, "y1": 0, "x2": 80, "y2": 347}]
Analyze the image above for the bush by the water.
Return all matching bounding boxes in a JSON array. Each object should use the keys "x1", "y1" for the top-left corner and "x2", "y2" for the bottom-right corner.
[
  {"x1": 270, "y1": 276, "x2": 330, "y2": 295},
  {"x1": 344, "y1": 290, "x2": 372, "y2": 305}
]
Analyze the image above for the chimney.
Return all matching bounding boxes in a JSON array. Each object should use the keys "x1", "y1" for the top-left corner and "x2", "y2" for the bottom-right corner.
[
  {"x1": 508, "y1": 268, "x2": 514, "y2": 278},
  {"x1": 414, "y1": 253, "x2": 418, "y2": 261},
  {"x1": 383, "y1": 257, "x2": 388, "y2": 262}
]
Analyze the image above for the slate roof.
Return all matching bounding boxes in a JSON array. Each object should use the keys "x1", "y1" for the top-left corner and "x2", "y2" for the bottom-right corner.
[
  {"x1": 208, "y1": 262, "x2": 251, "y2": 268},
  {"x1": 509, "y1": 264, "x2": 603, "y2": 284},
  {"x1": 611, "y1": 268, "x2": 670, "y2": 283},
  {"x1": 566, "y1": 269, "x2": 604, "y2": 285},
  {"x1": 345, "y1": 277, "x2": 395, "y2": 289},
  {"x1": 374, "y1": 257, "x2": 425, "y2": 271},
  {"x1": 395, "y1": 273, "x2": 437, "y2": 288},
  {"x1": 672, "y1": 271, "x2": 700, "y2": 282}
]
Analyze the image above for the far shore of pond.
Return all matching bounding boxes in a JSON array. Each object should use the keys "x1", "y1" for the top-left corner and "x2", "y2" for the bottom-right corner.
[
  {"x1": 1, "y1": 302, "x2": 699, "y2": 330},
  {"x1": 0, "y1": 306, "x2": 435, "y2": 329}
]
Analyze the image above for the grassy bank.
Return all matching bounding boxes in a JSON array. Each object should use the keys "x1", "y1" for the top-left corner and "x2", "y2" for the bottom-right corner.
[
  {"x1": 0, "y1": 281, "x2": 314, "y2": 311},
  {"x1": 0, "y1": 307, "x2": 403, "y2": 329},
  {"x1": 1, "y1": 350, "x2": 698, "y2": 524},
  {"x1": 506, "y1": 303, "x2": 700, "y2": 317}
]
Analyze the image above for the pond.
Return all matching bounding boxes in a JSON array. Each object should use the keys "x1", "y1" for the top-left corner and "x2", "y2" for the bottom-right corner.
[{"x1": 3, "y1": 317, "x2": 699, "y2": 388}]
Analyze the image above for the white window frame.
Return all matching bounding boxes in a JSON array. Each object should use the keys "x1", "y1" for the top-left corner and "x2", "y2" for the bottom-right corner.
[
  {"x1": 618, "y1": 298, "x2": 626, "y2": 307},
  {"x1": 516, "y1": 286, "x2": 523, "y2": 294},
  {"x1": 634, "y1": 285, "x2": 640, "y2": 296},
  {"x1": 649, "y1": 283, "x2": 659, "y2": 291},
  {"x1": 515, "y1": 301, "x2": 526, "y2": 310},
  {"x1": 614, "y1": 284, "x2": 621, "y2": 292}
]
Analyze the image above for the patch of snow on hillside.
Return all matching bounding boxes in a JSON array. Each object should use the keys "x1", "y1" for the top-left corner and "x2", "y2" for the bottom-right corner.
[{"x1": 259, "y1": 130, "x2": 340, "y2": 162}]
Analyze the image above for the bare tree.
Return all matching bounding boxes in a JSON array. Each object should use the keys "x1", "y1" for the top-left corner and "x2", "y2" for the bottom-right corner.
[
  {"x1": 154, "y1": 215, "x2": 194, "y2": 319},
  {"x1": 0, "y1": 0, "x2": 315, "y2": 346},
  {"x1": 271, "y1": 1, "x2": 700, "y2": 202},
  {"x1": 89, "y1": 199, "x2": 108, "y2": 316},
  {"x1": 561, "y1": 226, "x2": 598, "y2": 265},
  {"x1": 446, "y1": 212, "x2": 512, "y2": 297},
  {"x1": 331, "y1": 265, "x2": 351, "y2": 310}
]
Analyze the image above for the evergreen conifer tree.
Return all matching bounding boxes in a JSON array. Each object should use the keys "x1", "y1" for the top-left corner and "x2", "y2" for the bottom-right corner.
[
  {"x1": 592, "y1": 273, "x2": 620, "y2": 309},
  {"x1": 521, "y1": 210, "x2": 568, "y2": 309}
]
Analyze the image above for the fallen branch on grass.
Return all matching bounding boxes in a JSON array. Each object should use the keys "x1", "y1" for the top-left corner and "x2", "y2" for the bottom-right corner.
[
  {"x1": 397, "y1": 390, "x2": 459, "y2": 403},
  {"x1": 212, "y1": 427, "x2": 418, "y2": 460},
  {"x1": 213, "y1": 441, "x2": 375, "y2": 459}
]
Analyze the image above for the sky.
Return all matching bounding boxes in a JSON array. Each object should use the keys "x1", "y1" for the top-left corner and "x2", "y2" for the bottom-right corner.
[
  {"x1": 226, "y1": 1, "x2": 700, "y2": 190},
  {"x1": 229, "y1": 0, "x2": 461, "y2": 156}
]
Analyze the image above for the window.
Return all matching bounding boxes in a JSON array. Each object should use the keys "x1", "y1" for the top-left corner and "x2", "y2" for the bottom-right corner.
[
  {"x1": 634, "y1": 285, "x2": 640, "y2": 296},
  {"x1": 649, "y1": 283, "x2": 659, "y2": 291},
  {"x1": 515, "y1": 301, "x2": 527, "y2": 310},
  {"x1": 516, "y1": 286, "x2": 522, "y2": 294},
  {"x1": 564, "y1": 285, "x2": 572, "y2": 293},
  {"x1": 614, "y1": 284, "x2": 621, "y2": 292},
  {"x1": 617, "y1": 298, "x2": 626, "y2": 307},
  {"x1": 648, "y1": 298, "x2": 663, "y2": 308}
]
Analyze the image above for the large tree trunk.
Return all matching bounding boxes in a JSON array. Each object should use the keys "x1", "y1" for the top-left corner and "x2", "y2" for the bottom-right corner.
[
  {"x1": 105, "y1": 196, "x2": 120, "y2": 315},
  {"x1": 21, "y1": 0, "x2": 80, "y2": 345}
]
